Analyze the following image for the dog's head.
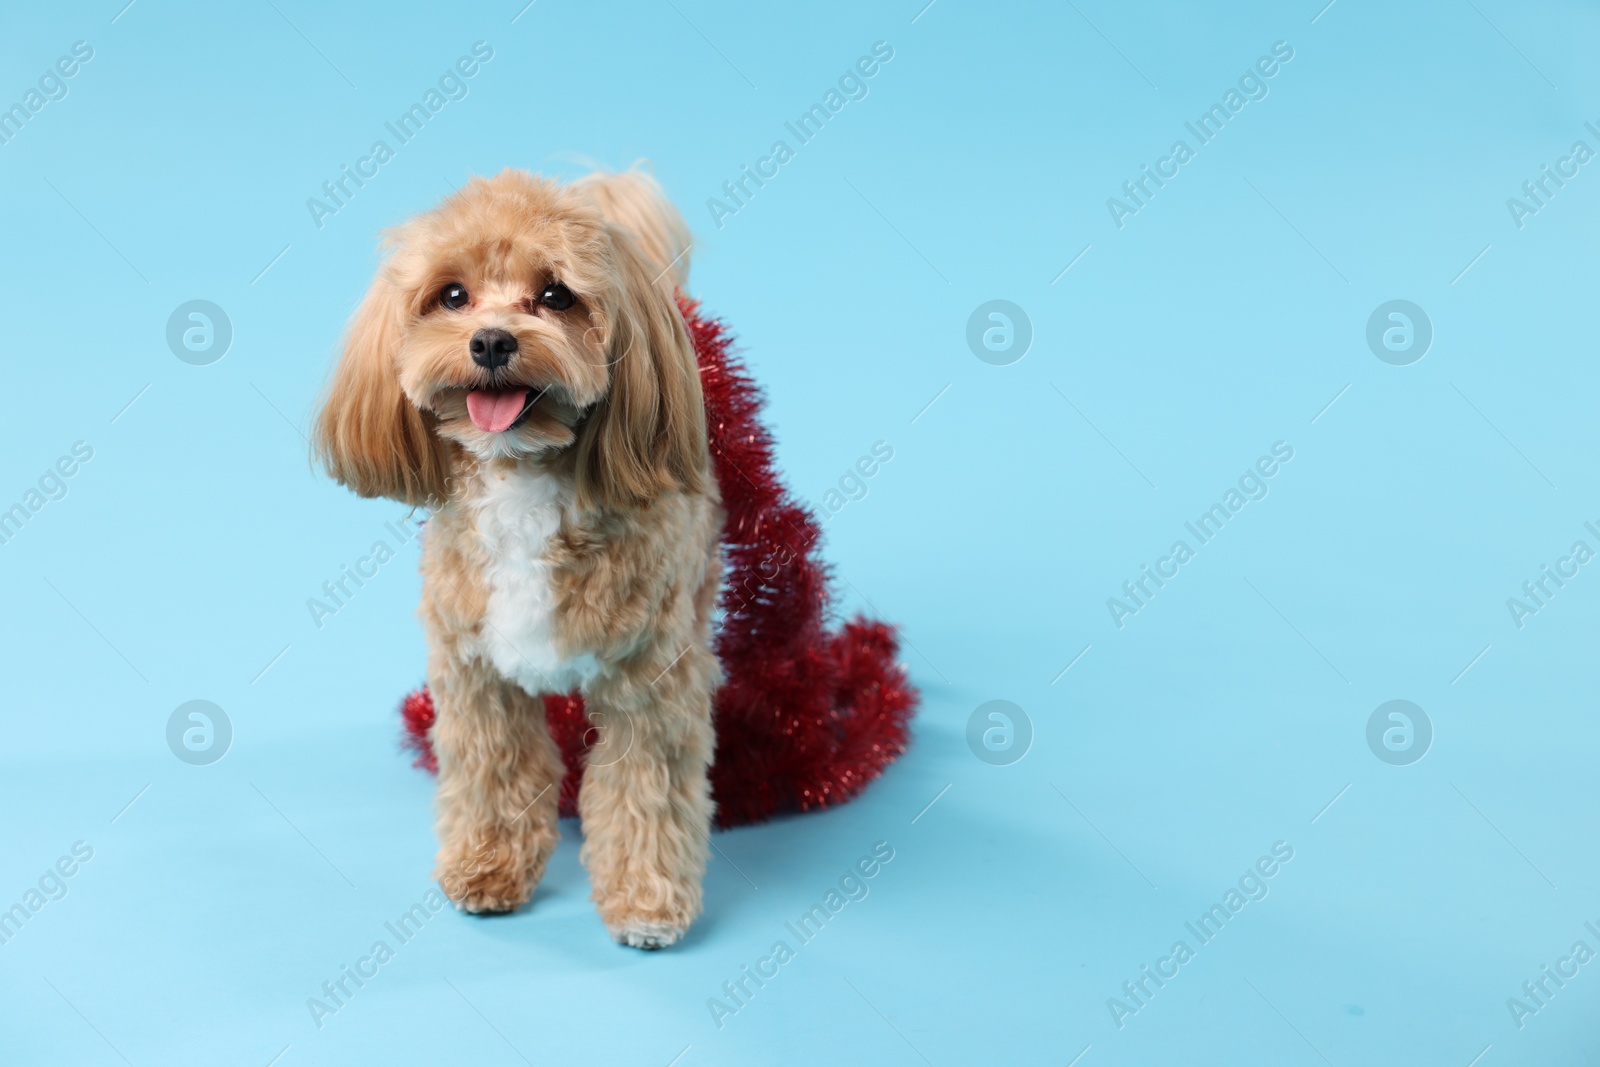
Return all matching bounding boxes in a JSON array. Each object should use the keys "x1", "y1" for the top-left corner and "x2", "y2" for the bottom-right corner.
[{"x1": 314, "y1": 169, "x2": 705, "y2": 510}]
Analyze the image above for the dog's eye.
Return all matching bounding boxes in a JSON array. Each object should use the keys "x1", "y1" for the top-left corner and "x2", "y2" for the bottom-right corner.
[
  {"x1": 538, "y1": 282, "x2": 575, "y2": 311},
  {"x1": 439, "y1": 283, "x2": 469, "y2": 310}
]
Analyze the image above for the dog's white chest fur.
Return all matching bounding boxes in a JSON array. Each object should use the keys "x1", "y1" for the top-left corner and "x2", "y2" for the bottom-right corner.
[{"x1": 466, "y1": 464, "x2": 600, "y2": 694}]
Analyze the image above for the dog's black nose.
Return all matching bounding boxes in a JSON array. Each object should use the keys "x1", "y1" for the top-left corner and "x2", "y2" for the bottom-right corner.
[{"x1": 470, "y1": 328, "x2": 517, "y2": 369}]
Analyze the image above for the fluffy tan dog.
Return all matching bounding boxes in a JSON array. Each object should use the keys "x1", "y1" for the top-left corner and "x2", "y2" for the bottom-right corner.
[{"x1": 314, "y1": 169, "x2": 721, "y2": 949}]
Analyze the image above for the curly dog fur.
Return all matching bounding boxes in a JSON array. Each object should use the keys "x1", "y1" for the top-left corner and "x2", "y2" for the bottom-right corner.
[{"x1": 314, "y1": 168, "x2": 721, "y2": 949}]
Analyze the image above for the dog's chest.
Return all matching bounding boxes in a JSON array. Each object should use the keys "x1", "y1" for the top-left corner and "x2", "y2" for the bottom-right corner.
[{"x1": 466, "y1": 466, "x2": 600, "y2": 694}]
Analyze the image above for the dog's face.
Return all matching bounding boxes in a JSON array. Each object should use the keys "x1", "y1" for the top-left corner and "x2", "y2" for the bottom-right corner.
[
  {"x1": 388, "y1": 177, "x2": 612, "y2": 462},
  {"x1": 315, "y1": 169, "x2": 706, "y2": 510}
]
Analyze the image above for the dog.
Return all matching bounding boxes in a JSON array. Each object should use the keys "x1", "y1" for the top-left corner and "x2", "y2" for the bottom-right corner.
[{"x1": 314, "y1": 169, "x2": 721, "y2": 949}]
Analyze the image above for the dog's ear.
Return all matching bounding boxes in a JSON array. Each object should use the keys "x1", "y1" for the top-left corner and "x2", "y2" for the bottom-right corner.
[
  {"x1": 572, "y1": 227, "x2": 708, "y2": 511},
  {"x1": 573, "y1": 169, "x2": 692, "y2": 289},
  {"x1": 313, "y1": 269, "x2": 452, "y2": 507}
]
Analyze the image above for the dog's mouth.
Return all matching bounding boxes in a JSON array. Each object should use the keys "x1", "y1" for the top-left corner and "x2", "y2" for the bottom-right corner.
[
  {"x1": 465, "y1": 388, "x2": 544, "y2": 433},
  {"x1": 424, "y1": 378, "x2": 585, "y2": 458}
]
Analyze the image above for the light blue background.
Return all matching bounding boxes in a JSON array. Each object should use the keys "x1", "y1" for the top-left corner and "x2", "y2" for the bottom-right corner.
[{"x1": 2, "y1": 1, "x2": 1597, "y2": 1064}]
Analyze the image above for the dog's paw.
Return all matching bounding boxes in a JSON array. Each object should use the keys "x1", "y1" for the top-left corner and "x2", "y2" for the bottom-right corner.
[
  {"x1": 595, "y1": 889, "x2": 699, "y2": 949},
  {"x1": 435, "y1": 839, "x2": 540, "y2": 915},
  {"x1": 608, "y1": 918, "x2": 688, "y2": 950},
  {"x1": 453, "y1": 882, "x2": 527, "y2": 915},
  {"x1": 444, "y1": 872, "x2": 530, "y2": 914}
]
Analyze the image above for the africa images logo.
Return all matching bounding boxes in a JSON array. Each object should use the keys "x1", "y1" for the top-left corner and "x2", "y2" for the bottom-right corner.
[
  {"x1": 1107, "y1": 841, "x2": 1295, "y2": 1029},
  {"x1": 305, "y1": 42, "x2": 495, "y2": 229},
  {"x1": 706, "y1": 841, "x2": 896, "y2": 1028},
  {"x1": 706, "y1": 41, "x2": 895, "y2": 229},
  {"x1": 166, "y1": 701, "x2": 232, "y2": 766},
  {"x1": 1106, "y1": 442, "x2": 1294, "y2": 628},
  {"x1": 1106, "y1": 41, "x2": 1295, "y2": 229}
]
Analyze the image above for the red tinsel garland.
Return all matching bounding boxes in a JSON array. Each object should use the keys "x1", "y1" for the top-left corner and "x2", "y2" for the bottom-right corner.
[{"x1": 400, "y1": 297, "x2": 918, "y2": 828}]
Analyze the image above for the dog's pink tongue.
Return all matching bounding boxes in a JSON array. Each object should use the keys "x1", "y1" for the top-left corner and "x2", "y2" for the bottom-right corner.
[{"x1": 466, "y1": 389, "x2": 528, "y2": 433}]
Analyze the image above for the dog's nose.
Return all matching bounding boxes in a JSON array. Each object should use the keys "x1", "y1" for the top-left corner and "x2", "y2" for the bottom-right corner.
[{"x1": 470, "y1": 328, "x2": 518, "y2": 369}]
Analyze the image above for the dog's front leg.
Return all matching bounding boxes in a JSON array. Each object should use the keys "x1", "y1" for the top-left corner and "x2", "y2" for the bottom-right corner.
[
  {"x1": 578, "y1": 649, "x2": 717, "y2": 948},
  {"x1": 430, "y1": 658, "x2": 564, "y2": 913}
]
